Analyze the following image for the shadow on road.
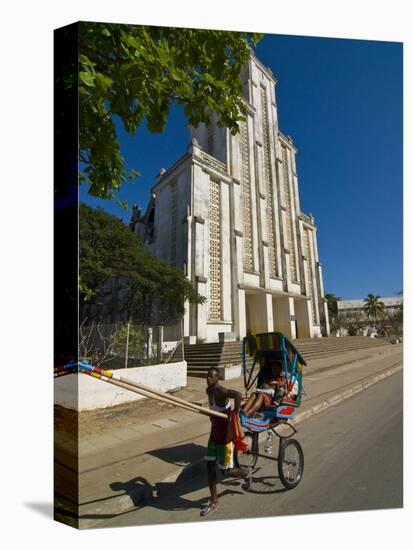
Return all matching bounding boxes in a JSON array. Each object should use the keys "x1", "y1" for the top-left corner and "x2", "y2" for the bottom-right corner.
[
  {"x1": 55, "y1": 441, "x2": 258, "y2": 527},
  {"x1": 148, "y1": 442, "x2": 206, "y2": 467}
]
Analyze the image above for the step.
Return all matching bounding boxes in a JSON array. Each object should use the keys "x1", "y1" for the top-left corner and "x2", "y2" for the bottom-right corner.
[{"x1": 178, "y1": 337, "x2": 390, "y2": 372}]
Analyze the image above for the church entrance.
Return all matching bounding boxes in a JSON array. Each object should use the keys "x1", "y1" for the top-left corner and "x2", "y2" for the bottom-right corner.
[
  {"x1": 294, "y1": 298, "x2": 312, "y2": 338},
  {"x1": 272, "y1": 295, "x2": 293, "y2": 339},
  {"x1": 245, "y1": 292, "x2": 271, "y2": 335}
]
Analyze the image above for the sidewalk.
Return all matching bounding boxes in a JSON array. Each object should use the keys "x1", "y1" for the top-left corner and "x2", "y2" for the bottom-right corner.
[{"x1": 54, "y1": 343, "x2": 402, "y2": 526}]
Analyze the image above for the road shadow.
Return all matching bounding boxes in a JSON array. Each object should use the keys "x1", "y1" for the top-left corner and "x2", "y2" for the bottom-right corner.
[
  {"x1": 148, "y1": 442, "x2": 206, "y2": 467},
  {"x1": 108, "y1": 461, "x2": 243, "y2": 514},
  {"x1": 70, "y1": 441, "x2": 251, "y2": 525},
  {"x1": 55, "y1": 441, "x2": 255, "y2": 527}
]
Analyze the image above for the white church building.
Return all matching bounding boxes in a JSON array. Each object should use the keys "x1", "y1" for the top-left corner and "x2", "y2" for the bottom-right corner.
[{"x1": 131, "y1": 52, "x2": 330, "y2": 342}]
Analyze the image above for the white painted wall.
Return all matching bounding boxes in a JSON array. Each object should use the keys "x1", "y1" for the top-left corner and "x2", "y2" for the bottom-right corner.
[{"x1": 54, "y1": 361, "x2": 187, "y2": 411}]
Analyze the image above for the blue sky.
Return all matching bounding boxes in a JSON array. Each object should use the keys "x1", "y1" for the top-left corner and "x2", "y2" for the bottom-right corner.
[{"x1": 80, "y1": 33, "x2": 403, "y2": 301}]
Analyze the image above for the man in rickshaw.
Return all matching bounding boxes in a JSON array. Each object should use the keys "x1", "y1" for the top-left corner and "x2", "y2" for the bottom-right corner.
[
  {"x1": 241, "y1": 358, "x2": 298, "y2": 417},
  {"x1": 201, "y1": 367, "x2": 252, "y2": 517}
]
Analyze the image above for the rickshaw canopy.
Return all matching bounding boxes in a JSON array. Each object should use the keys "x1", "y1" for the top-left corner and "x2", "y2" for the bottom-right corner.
[{"x1": 242, "y1": 332, "x2": 306, "y2": 407}]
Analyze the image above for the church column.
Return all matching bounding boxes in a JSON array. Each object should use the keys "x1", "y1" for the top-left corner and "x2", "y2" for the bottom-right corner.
[
  {"x1": 307, "y1": 229, "x2": 320, "y2": 326},
  {"x1": 237, "y1": 288, "x2": 247, "y2": 339},
  {"x1": 312, "y1": 229, "x2": 330, "y2": 336},
  {"x1": 193, "y1": 212, "x2": 207, "y2": 340},
  {"x1": 191, "y1": 160, "x2": 210, "y2": 340},
  {"x1": 265, "y1": 293, "x2": 274, "y2": 332},
  {"x1": 232, "y1": 184, "x2": 245, "y2": 339}
]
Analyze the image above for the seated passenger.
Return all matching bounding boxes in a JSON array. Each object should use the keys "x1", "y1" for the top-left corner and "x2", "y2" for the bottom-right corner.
[{"x1": 241, "y1": 360, "x2": 297, "y2": 417}]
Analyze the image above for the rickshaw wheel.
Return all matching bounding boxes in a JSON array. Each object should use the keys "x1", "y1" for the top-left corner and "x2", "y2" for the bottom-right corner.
[
  {"x1": 278, "y1": 438, "x2": 304, "y2": 490},
  {"x1": 234, "y1": 431, "x2": 259, "y2": 469}
]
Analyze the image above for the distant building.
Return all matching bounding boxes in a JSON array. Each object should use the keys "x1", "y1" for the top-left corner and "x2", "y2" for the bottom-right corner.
[
  {"x1": 337, "y1": 297, "x2": 402, "y2": 316},
  {"x1": 131, "y1": 52, "x2": 330, "y2": 342},
  {"x1": 336, "y1": 296, "x2": 402, "y2": 336}
]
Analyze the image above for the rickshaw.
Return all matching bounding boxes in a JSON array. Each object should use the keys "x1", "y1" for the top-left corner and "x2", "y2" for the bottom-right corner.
[{"x1": 235, "y1": 332, "x2": 306, "y2": 490}]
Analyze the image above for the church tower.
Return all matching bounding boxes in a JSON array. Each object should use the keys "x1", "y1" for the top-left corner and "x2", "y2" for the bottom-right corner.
[{"x1": 133, "y1": 52, "x2": 330, "y2": 341}]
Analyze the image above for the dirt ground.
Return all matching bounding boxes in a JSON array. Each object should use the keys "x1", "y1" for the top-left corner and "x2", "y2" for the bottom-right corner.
[
  {"x1": 54, "y1": 397, "x2": 186, "y2": 438},
  {"x1": 54, "y1": 381, "x2": 208, "y2": 438}
]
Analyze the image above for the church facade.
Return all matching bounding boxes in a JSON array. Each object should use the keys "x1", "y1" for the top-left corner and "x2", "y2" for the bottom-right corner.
[{"x1": 131, "y1": 52, "x2": 330, "y2": 342}]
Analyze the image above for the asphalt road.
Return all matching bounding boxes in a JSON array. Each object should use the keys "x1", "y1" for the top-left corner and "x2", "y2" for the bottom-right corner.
[{"x1": 98, "y1": 370, "x2": 403, "y2": 528}]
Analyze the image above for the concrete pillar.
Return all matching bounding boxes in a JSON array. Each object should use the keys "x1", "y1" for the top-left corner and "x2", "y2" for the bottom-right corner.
[
  {"x1": 237, "y1": 288, "x2": 247, "y2": 339},
  {"x1": 307, "y1": 230, "x2": 320, "y2": 325},
  {"x1": 321, "y1": 300, "x2": 330, "y2": 336},
  {"x1": 196, "y1": 279, "x2": 208, "y2": 340},
  {"x1": 265, "y1": 293, "x2": 274, "y2": 332},
  {"x1": 184, "y1": 303, "x2": 191, "y2": 338}
]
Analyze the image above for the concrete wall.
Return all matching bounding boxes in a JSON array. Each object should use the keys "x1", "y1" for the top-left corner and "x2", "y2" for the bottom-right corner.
[{"x1": 54, "y1": 361, "x2": 187, "y2": 411}]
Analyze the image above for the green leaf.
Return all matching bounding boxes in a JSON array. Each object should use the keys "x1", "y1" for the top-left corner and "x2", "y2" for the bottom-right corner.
[
  {"x1": 77, "y1": 23, "x2": 263, "y2": 198},
  {"x1": 79, "y1": 71, "x2": 95, "y2": 87}
]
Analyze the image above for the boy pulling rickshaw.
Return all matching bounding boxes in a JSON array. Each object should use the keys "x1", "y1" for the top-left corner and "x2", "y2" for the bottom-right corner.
[{"x1": 201, "y1": 332, "x2": 306, "y2": 517}]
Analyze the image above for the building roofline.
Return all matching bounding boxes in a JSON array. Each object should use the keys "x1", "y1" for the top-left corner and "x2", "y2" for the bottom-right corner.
[
  {"x1": 337, "y1": 297, "x2": 403, "y2": 308},
  {"x1": 150, "y1": 152, "x2": 192, "y2": 193},
  {"x1": 278, "y1": 131, "x2": 298, "y2": 153},
  {"x1": 249, "y1": 50, "x2": 278, "y2": 85}
]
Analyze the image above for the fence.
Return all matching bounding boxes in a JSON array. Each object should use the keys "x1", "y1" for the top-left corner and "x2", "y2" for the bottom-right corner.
[{"x1": 79, "y1": 319, "x2": 184, "y2": 369}]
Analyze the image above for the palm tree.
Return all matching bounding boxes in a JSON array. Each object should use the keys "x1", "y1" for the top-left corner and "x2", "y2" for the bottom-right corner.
[
  {"x1": 324, "y1": 293, "x2": 342, "y2": 333},
  {"x1": 363, "y1": 294, "x2": 385, "y2": 328},
  {"x1": 324, "y1": 293, "x2": 341, "y2": 318}
]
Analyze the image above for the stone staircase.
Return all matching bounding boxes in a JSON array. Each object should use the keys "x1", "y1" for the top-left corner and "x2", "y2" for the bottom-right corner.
[
  {"x1": 171, "y1": 341, "x2": 243, "y2": 378},
  {"x1": 170, "y1": 336, "x2": 391, "y2": 378}
]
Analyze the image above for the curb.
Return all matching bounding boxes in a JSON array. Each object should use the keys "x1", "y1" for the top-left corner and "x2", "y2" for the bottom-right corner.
[
  {"x1": 77, "y1": 361, "x2": 402, "y2": 526},
  {"x1": 305, "y1": 344, "x2": 401, "y2": 376},
  {"x1": 294, "y1": 363, "x2": 402, "y2": 425}
]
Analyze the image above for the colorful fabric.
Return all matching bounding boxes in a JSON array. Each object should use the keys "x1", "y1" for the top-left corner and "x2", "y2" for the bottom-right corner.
[
  {"x1": 255, "y1": 332, "x2": 283, "y2": 352},
  {"x1": 240, "y1": 415, "x2": 270, "y2": 432},
  {"x1": 231, "y1": 411, "x2": 249, "y2": 452},
  {"x1": 205, "y1": 438, "x2": 234, "y2": 470}
]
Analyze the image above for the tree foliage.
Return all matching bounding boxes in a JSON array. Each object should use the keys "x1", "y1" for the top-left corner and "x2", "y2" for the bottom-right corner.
[
  {"x1": 339, "y1": 311, "x2": 365, "y2": 336},
  {"x1": 324, "y1": 292, "x2": 341, "y2": 330},
  {"x1": 79, "y1": 204, "x2": 205, "y2": 323},
  {"x1": 73, "y1": 23, "x2": 262, "y2": 198},
  {"x1": 363, "y1": 294, "x2": 385, "y2": 325},
  {"x1": 110, "y1": 323, "x2": 144, "y2": 357}
]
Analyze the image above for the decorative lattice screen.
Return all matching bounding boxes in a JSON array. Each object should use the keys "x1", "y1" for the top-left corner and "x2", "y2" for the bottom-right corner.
[
  {"x1": 240, "y1": 119, "x2": 254, "y2": 271},
  {"x1": 209, "y1": 177, "x2": 222, "y2": 320},
  {"x1": 261, "y1": 86, "x2": 277, "y2": 277},
  {"x1": 282, "y1": 147, "x2": 298, "y2": 282}
]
